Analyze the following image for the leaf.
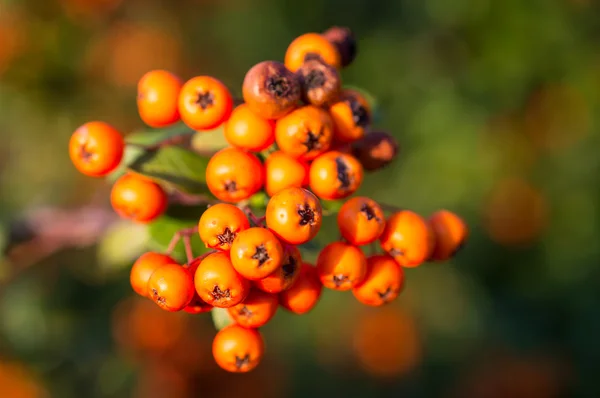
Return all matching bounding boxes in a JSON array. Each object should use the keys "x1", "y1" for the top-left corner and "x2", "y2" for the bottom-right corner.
[
  {"x1": 191, "y1": 125, "x2": 228, "y2": 153},
  {"x1": 128, "y1": 146, "x2": 211, "y2": 194},
  {"x1": 96, "y1": 221, "x2": 149, "y2": 273},
  {"x1": 320, "y1": 199, "x2": 344, "y2": 215},
  {"x1": 343, "y1": 84, "x2": 382, "y2": 124},
  {"x1": 211, "y1": 307, "x2": 234, "y2": 331},
  {"x1": 146, "y1": 204, "x2": 210, "y2": 263}
]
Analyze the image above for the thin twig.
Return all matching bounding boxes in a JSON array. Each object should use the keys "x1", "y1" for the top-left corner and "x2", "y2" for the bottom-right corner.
[
  {"x1": 182, "y1": 235, "x2": 194, "y2": 264},
  {"x1": 378, "y1": 202, "x2": 404, "y2": 213},
  {"x1": 126, "y1": 131, "x2": 195, "y2": 151},
  {"x1": 241, "y1": 206, "x2": 265, "y2": 227},
  {"x1": 165, "y1": 226, "x2": 199, "y2": 256}
]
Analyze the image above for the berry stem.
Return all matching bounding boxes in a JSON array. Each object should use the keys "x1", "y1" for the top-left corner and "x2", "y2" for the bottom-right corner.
[
  {"x1": 169, "y1": 191, "x2": 218, "y2": 206},
  {"x1": 166, "y1": 226, "x2": 199, "y2": 256},
  {"x1": 182, "y1": 235, "x2": 194, "y2": 264},
  {"x1": 241, "y1": 206, "x2": 265, "y2": 227},
  {"x1": 126, "y1": 131, "x2": 195, "y2": 152},
  {"x1": 187, "y1": 250, "x2": 216, "y2": 267}
]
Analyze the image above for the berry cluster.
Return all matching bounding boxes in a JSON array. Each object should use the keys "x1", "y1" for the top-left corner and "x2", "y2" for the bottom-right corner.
[{"x1": 68, "y1": 26, "x2": 468, "y2": 373}]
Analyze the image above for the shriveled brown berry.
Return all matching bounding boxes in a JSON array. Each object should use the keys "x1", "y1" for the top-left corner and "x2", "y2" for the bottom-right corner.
[
  {"x1": 351, "y1": 130, "x2": 399, "y2": 171},
  {"x1": 242, "y1": 61, "x2": 302, "y2": 120},
  {"x1": 322, "y1": 26, "x2": 357, "y2": 68},
  {"x1": 296, "y1": 59, "x2": 341, "y2": 107}
]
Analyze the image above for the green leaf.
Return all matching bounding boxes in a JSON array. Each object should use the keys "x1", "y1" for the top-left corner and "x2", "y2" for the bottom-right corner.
[
  {"x1": 343, "y1": 84, "x2": 382, "y2": 124},
  {"x1": 146, "y1": 204, "x2": 209, "y2": 263},
  {"x1": 191, "y1": 125, "x2": 228, "y2": 153},
  {"x1": 128, "y1": 146, "x2": 211, "y2": 194},
  {"x1": 211, "y1": 307, "x2": 234, "y2": 331},
  {"x1": 320, "y1": 199, "x2": 344, "y2": 215}
]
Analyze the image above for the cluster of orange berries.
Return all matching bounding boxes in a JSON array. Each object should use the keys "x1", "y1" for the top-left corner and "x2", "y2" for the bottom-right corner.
[{"x1": 68, "y1": 27, "x2": 468, "y2": 373}]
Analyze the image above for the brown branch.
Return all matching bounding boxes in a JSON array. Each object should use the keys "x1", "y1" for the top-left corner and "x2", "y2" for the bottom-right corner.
[{"x1": 126, "y1": 131, "x2": 195, "y2": 151}]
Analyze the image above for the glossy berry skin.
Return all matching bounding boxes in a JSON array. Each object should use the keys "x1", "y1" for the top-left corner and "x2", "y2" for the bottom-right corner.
[
  {"x1": 130, "y1": 252, "x2": 177, "y2": 297},
  {"x1": 284, "y1": 33, "x2": 342, "y2": 73},
  {"x1": 265, "y1": 187, "x2": 323, "y2": 245},
  {"x1": 227, "y1": 289, "x2": 279, "y2": 329},
  {"x1": 224, "y1": 103, "x2": 276, "y2": 152},
  {"x1": 212, "y1": 324, "x2": 265, "y2": 373},
  {"x1": 337, "y1": 197, "x2": 386, "y2": 245},
  {"x1": 69, "y1": 121, "x2": 124, "y2": 177},
  {"x1": 254, "y1": 244, "x2": 302, "y2": 293},
  {"x1": 147, "y1": 263, "x2": 195, "y2": 312},
  {"x1": 264, "y1": 150, "x2": 309, "y2": 197},
  {"x1": 137, "y1": 69, "x2": 183, "y2": 128},
  {"x1": 194, "y1": 251, "x2": 250, "y2": 308},
  {"x1": 352, "y1": 255, "x2": 405, "y2": 306},
  {"x1": 178, "y1": 76, "x2": 233, "y2": 130},
  {"x1": 242, "y1": 60, "x2": 301, "y2": 120},
  {"x1": 279, "y1": 263, "x2": 322, "y2": 315},
  {"x1": 329, "y1": 89, "x2": 372, "y2": 143},
  {"x1": 198, "y1": 203, "x2": 250, "y2": 251},
  {"x1": 229, "y1": 227, "x2": 284, "y2": 280},
  {"x1": 309, "y1": 151, "x2": 364, "y2": 200},
  {"x1": 428, "y1": 210, "x2": 468, "y2": 261},
  {"x1": 205, "y1": 147, "x2": 264, "y2": 203},
  {"x1": 316, "y1": 242, "x2": 367, "y2": 291},
  {"x1": 183, "y1": 255, "x2": 214, "y2": 314},
  {"x1": 275, "y1": 105, "x2": 334, "y2": 161},
  {"x1": 110, "y1": 173, "x2": 168, "y2": 223},
  {"x1": 296, "y1": 59, "x2": 341, "y2": 107},
  {"x1": 379, "y1": 210, "x2": 435, "y2": 268}
]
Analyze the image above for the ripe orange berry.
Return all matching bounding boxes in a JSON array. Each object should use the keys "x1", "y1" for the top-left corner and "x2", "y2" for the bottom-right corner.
[
  {"x1": 316, "y1": 241, "x2": 367, "y2": 291},
  {"x1": 428, "y1": 210, "x2": 468, "y2": 261},
  {"x1": 379, "y1": 210, "x2": 435, "y2": 268},
  {"x1": 147, "y1": 263, "x2": 195, "y2": 312},
  {"x1": 136, "y1": 69, "x2": 182, "y2": 128},
  {"x1": 198, "y1": 203, "x2": 250, "y2": 251},
  {"x1": 352, "y1": 255, "x2": 405, "y2": 306},
  {"x1": 68, "y1": 121, "x2": 124, "y2": 177},
  {"x1": 254, "y1": 244, "x2": 302, "y2": 293},
  {"x1": 178, "y1": 76, "x2": 233, "y2": 130},
  {"x1": 224, "y1": 103, "x2": 276, "y2": 152},
  {"x1": 227, "y1": 289, "x2": 279, "y2": 328},
  {"x1": 194, "y1": 251, "x2": 250, "y2": 308},
  {"x1": 284, "y1": 33, "x2": 341, "y2": 73},
  {"x1": 183, "y1": 256, "x2": 214, "y2": 314},
  {"x1": 264, "y1": 150, "x2": 309, "y2": 197},
  {"x1": 130, "y1": 252, "x2": 177, "y2": 297},
  {"x1": 329, "y1": 89, "x2": 372, "y2": 143},
  {"x1": 212, "y1": 324, "x2": 265, "y2": 373},
  {"x1": 309, "y1": 151, "x2": 364, "y2": 200},
  {"x1": 265, "y1": 187, "x2": 323, "y2": 245},
  {"x1": 110, "y1": 173, "x2": 168, "y2": 223},
  {"x1": 296, "y1": 59, "x2": 341, "y2": 107},
  {"x1": 337, "y1": 197, "x2": 386, "y2": 245},
  {"x1": 205, "y1": 147, "x2": 264, "y2": 203},
  {"x1": 242, "y1": 60, "x2": 301, "y2": 120},
  {"x1": 279, "y1": 263, "x2": 322, "y2": 314},
  {"x1": 275, "y1": 105, "x2": 334, "y2": 161},
  {"x1": 322, "y1": 26, "x2": 357, "y2": 68},
  {"x1": 351, "y1": 130, "x2": 399, "y2": 172},
  {"x1": 230, "y1": 227, "x2": 284, "y2": 280}
]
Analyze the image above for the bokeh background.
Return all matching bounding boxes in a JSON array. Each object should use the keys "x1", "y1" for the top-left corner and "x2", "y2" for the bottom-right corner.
[{"x1": 1, "y1": 0, "x2": 600, "y2": 397}]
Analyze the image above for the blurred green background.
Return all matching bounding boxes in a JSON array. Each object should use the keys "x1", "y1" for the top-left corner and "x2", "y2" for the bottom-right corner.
[{"x1": 1, "y1": 0, "x2": 600, "y2": 397}]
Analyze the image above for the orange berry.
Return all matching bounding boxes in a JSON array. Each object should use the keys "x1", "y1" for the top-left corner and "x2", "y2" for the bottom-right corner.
[
  {"x1": 136, "y1": 69, "x2": 183, "y2": 128},
  {"x1": 322, "y1": 26, "x2": 357, "y2": 68},
  {"x1": 316, "y1": 241, "x2": 367, "y2": 291},
  {"x1": 194, "y1": 251, "x2": 250, "y2": 308},
  {"x1": 227, "y1": 289, "x2": 279, "y2": 328},
  {"x1": 178, "y1": 76, "x2": 233, "y2": 130},
  {"x1": 329, "y1": 89, "x2": 372, "y2": 143},
  {"x1": 379, "y1": 210, "x2": 435, "y2": 268},
  {"x1": 183, "y1": 256, "x2": 213, "y2": 314},
  {"x1": 264, "y1": 150, "x2": 309, "y2": 197},
  {"x1": 284, "y1": 33, "x2": 341, "y2": 73},
  {"x1": 230, "y1": 227, "x2": 284, "y2": 280},
  {"x1": 205, "y1": 147, "x2": 264, "y2": 203},
  {"x1": 352, "y1": 255, "x2": 405, "y2": 306},
  {"x1": 309, "y1": 150, "x2": 363, "y2": 200},
  {"x1": 69, "y1": 121, "x2": 124, "y2": 177},
  {"x1": 279, "y1": 263, "x2": 322, "y2": 314},
  {"x1": 254, "y1": 244, "x2": 302, "y2": 293},
  {"x1": 296, "y1": 59, "x2": 341, "y2": 107},
  {"x1": 212, "y1": 324, "x2": 265, "y2": 373},
  {"x1": 110, "y1": 173, "x2": 167, "y2": 223},
  {"x1": 428, "y1": 210, "x2": 468, "y2": 261},
  {"x1": 130, "y1": 252, "x2": 177, "y2": 297},
  {"x1": 265, "y1": 187, "x2": 323, "y2": 245},
  {"x1": 242, "y1": 60, "x2": 301, "y2": 120},
  {"x1": 351, "y1": 130, "x2": 399, "y2": 172},
  {"x1": 275, "y1": 105, "x2": 334, "y2": 161},
  {"x1": 147, "y1": 263, "x2": 195, "y2": 312},
  {"x1": 224, "y1": 103, "x2": 276, "y2": 152},
  {"x1": 337, "y1": 197, "x2": 386, "y2": 245},
  {"x1": 198, "y1": 203, "x2": 250, "y2": 251}
]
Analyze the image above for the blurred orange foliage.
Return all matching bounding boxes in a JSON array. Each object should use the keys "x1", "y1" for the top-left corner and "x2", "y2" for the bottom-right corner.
[
  {"x1": 0, "y1": 361, "x2": 48, "y2": 398},
  {"x1": 0, "y1": 7, "x2": 28, "y2": 75}
]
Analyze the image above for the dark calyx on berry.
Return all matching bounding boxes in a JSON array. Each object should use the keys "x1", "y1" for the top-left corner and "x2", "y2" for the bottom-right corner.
[
  {"x1": 348, "y1": 99, "x2": 370, "y2": 127},
  {"x1": 238, "y1": 305, "x2": 253, "y2": 318},
  {"x1": 235, "y1": 354, "x2": 251, "y2": 369},
  {"x1": 79, "y1": 143, "x2": 94, "y2": 162},
  {"x1": 335, "y1": 157, "x2": 351, "y2": 189},
  {"x1": 360, "y1": 203, "x2": 378, "y2": 221},
  {"x1": 195, "y1": 91, "x2": 215, "y2": 110},
  {"x1": 332, "y1": 274, "x2": 349, "y2": 287},
  {"x1": 211, "y1": 286, "x2": 231, "y2": 300},
  {"x1": 217, "y1": 227, "x2": 236, "y2": 245},
  {"x1": 302, "y1": 128, "x2": 322, "y2": 151},
  {"x1": 305, "y1": 69, "x2": 326, "y2": 89},
  {"x1": 376, "y1": 286, "x2": 395, "y2": 301},
  {"x1": 266, "y1": 76, "x2": 292, "y2": 98},
  {"x1": 152, "y1": 289, "x2": 166, "y2": 305},
  {"x1": 251, "y1": 244, "x2": 270, "y2": 266},
  {"x1": 224, "y1": 180, "x2": 237, "y2": 193},
  {"x1": 282, "y1": 255, "x2": 297, "y2": 278},
  {"x1": 297, "y1": 203, "x2": 315, "y2": 226}
]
